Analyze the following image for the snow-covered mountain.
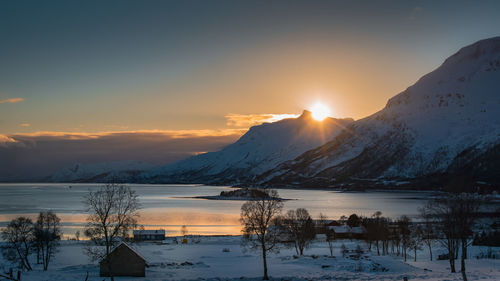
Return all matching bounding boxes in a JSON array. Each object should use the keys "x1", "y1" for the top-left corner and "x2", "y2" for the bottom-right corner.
[
  {"x1": 51, "y1": 161, "x2": 157, "y2": 183},
  {"x1": 259, "y1": 37, "x2": 500, "y2": 191},
  {"x1": 141, "y1": 111, "x2": 354, "y2": 184}
]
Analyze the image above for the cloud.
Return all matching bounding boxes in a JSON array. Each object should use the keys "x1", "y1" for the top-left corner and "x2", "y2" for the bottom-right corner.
[
  {"x1": 20, "y1": 123, "x2": 30, "y2": 127},
  {"x1": 8, "y1": 129, "x2": 246, "y2": 140},
  {"x1": 0, "y1": 134, "x2": 19, "y2": 147},
  {"x1": 0, "y1": 97, "x2": 25, "y2": 104},
  {"x1": 225, "y1": 113, "x2": 299, "y2": 127},
  {"x1": 0, "y1": 129, "x2": 245, "y2": 181}
]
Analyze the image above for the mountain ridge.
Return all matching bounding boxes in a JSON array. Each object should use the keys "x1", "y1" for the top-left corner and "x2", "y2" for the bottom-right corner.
[
  {"x1": 140, "y1": 111, "x2": 354, "y2": 184},
  {"x1": 257, "y1": 36, "x2": 500, "y2": 191}
]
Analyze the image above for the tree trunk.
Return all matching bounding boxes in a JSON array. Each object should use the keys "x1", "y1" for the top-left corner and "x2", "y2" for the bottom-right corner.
[
  {"x1": 461, "y1": 239, "x2": 467, "y2": 281},
  {"x1": 328, "y1": 241, "x2": 333, "y2": 256},
  {"x1": 449, "y1": 254, "x2": 456, "y2": 273},
  {"x1": 37, "y1": 246, "x2": 41, "y2": 264},
  {"x1": 461, "y1": 258, "x2": 467, "y2": 281},
  {"x1": 428, "y1": 243, "x2": 433, "y2": 261},
  {"x1": 414, "y1": 247, "x2": 417, "y2": 262},
  {"x1": 262, "y1": 244, "x2": 269, "y2": 280}
]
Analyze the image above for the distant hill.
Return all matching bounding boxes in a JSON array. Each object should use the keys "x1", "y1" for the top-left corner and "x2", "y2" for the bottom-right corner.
[{"x1": 50, "y1": 161, "x2": 157, "y2": 183}]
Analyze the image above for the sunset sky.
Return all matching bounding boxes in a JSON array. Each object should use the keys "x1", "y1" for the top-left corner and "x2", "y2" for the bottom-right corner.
[{"x1": 1, "y1": 0, "x2": 500, "y2": 179}]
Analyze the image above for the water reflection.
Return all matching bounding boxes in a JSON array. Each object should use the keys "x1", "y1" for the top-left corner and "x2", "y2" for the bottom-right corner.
[{"x1": 0, "y1": 183, "x2": 434, "y2": 237}]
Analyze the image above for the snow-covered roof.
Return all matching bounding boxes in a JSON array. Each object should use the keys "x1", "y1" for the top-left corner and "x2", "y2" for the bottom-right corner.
[
  {"x1": 103, "y1": 242, "x2": 147, "y2": 263},
  {"x1": 133, "y1": 229, "x2": 165, "y2": 235},
  {"x1": 329, "y1": 225, "x2": 350, "y2": 233}
]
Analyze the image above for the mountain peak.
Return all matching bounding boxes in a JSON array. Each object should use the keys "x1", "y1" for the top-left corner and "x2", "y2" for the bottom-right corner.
[
  {"x1": 299, "y1": 109, "x2": 313, "y2": 119},
  {"x1": 444, "y1": 36, "x2": 500, "y2": 66}
]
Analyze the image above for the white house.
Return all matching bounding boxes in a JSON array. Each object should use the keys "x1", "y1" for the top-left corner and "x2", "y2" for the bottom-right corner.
[{"x1": 133, "y1": 230, "x2": 165, "y2": 241}]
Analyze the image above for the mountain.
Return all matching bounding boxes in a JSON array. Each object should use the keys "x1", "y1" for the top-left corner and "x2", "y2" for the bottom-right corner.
[
  {"x1": 141, "y1": 111, "x2": 354, "y2": 184},
  {"x1": 258, "y1": 37, "x2": 500, "y2": 191},
  {"x1": 50, "y1": 161, "x2": 157, "y2": 183}
]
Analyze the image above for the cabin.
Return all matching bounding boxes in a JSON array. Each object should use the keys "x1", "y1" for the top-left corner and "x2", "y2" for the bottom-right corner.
[
  {"x1": 100, "y1": 242, "x2": 147, "y2": 277},
  {"x1": 350, "y1": 226, "x2": 367, "y2": 239},
  {"x1": 329, "y1": 225, "x2": 351, "y2": 239},
  {"x1": 328, "y1": 225, "x2": 367, "y2": 239},
  {"x1": 133, "y1": 230, "x2": 165, "y2": 241}
]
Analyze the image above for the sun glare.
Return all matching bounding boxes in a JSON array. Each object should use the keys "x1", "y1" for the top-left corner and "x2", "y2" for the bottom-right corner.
[{"x1": 310, "y1": 102, "x2": 331, "y2": 121}]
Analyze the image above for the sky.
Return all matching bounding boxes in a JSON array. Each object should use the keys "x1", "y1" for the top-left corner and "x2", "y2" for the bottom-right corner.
[{"x1": 1, "y1": 0, "x2": 500, "y2": 179}]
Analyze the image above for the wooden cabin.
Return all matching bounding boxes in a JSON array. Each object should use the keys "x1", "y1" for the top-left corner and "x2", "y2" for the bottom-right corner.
[{"x1": 100, "y1": 242, "x2": 147, "y2": 277}]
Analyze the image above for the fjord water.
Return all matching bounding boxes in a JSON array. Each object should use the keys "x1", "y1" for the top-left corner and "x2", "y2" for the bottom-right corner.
[{"x1": 0, "y1": 183, "x2": 432, "y2": 237}]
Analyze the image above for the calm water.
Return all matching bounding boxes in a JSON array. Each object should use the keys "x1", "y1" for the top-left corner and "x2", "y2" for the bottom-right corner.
[{"x1": 0, "y1": 183, "x2": 433, "y2": 237}]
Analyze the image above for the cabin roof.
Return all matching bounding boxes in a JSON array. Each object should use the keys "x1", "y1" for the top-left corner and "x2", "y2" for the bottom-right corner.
[
  {"x1": 133, "y1": 229, "x2": 165, "y2": 235},
  {"x1": 100, "y1": 242, "x2": 146, "y2": 264}
]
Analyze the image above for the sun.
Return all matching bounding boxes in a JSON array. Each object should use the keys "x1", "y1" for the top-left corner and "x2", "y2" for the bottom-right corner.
[{"x1": 310, "y1": 102, "x2": 331, "y2": 121}]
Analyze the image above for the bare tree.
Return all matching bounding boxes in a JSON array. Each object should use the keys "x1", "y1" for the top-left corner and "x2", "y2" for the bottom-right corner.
[
  {"x1": 1, "y1": 217, "x2": 34, "y2": 271},
  {"x1": 33, "y1": 211, "x2": 61, "y2": 270},
  {"x1": 456, "y1": 194, "x2": 482, "y2": 281},
  {"x1": 424, "y1": 193, "x2": 482, "y2": 280},
  {"x1": 366, "y1": 211, "x2": 386, "y2": 256},
  {"x1": 318, "y1": 213, "x2": 335, "y2": 256},
  {"x1": 418, "y1": 206, "x2": 435, "y2": 261},
  {"x1": 282, "y1": 208, "x2": 316, "y2": 255},
  {"x1": 429, "y1": 194, "x2": 482, "y2": 280},
  {"x1": 83, "y1": 184, "x2": 140, "y2": 280},
  {"x1": 408, "y1": 224, "x2": 424, "y2": 262},
  {"x1": 240, "y1": 189, "x2": 283, "y2": 280},
  {"x1": 391, "y1": 226, "x2": 401, "y2": 256},
  {"x1": 397, "y1": 215, "x2": 411, "y2": 262},
  {"x1": 75, "y1": 230, "x2": 80, "y2": 241},
  {"x1": 427, "y1": 196, "x2": 459, "y2": 273},
  {"x1": 363, "y1": 212, "x2": 389, "y2": 255}
]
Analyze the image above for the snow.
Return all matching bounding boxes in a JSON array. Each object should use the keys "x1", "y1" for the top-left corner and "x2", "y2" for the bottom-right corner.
[
  {"x1": 2, "y1": 237, "x2": 498, "y2": 281},
  {"x1": 264, "y1": 36, "x2": 500, "y2": 186},
  {"x1": 142, "y1": 111, "x2": 353, "y2": 183}
]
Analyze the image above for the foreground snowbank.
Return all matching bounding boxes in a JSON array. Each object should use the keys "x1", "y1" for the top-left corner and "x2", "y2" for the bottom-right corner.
[{"x1": 1, "y1": 236, "x2": 499, "y2": 280}]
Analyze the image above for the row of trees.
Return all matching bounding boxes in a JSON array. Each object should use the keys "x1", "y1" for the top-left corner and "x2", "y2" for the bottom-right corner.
[
  {"x1": 240, "y1": 189, "x2": 485, "y2": 281},
  {"x1": 423, "y1": 193, "x2": 482, "y2": 281},
  {"x1": 1, "y1": 211, "x2": 61, "y2": 271},
  {"x1": 240, "y1": 190, "x2": 319, "y2": 280},
  {"x1": 1, "y1": 183, "x2": 141, "y2": 281}
]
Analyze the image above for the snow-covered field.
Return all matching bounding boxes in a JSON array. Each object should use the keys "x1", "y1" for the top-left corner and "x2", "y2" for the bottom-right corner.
[{"x1": 2, "y1": 236, "x2": 499, "y2": 281}]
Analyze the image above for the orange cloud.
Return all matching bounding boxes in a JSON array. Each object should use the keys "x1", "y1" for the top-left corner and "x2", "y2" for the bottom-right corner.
[
  {"x1": 0, "y1": 97, "x2": 25, "y2": 104},
  {"x1": 0, "y1": 129, "x2": 246, "y2": 181},
  {"x1": 20, "y1": 123, "x2": 30, "y2": 127},
  {"x1": 225, "y1": 113, "x2": 299, "y2": 127},
  {"x1": 0, "y1": 134, "x2": 18, "y2": 146},
  {"x1": 8, "y1": 129, "x2": 246, "y2": 140}
]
